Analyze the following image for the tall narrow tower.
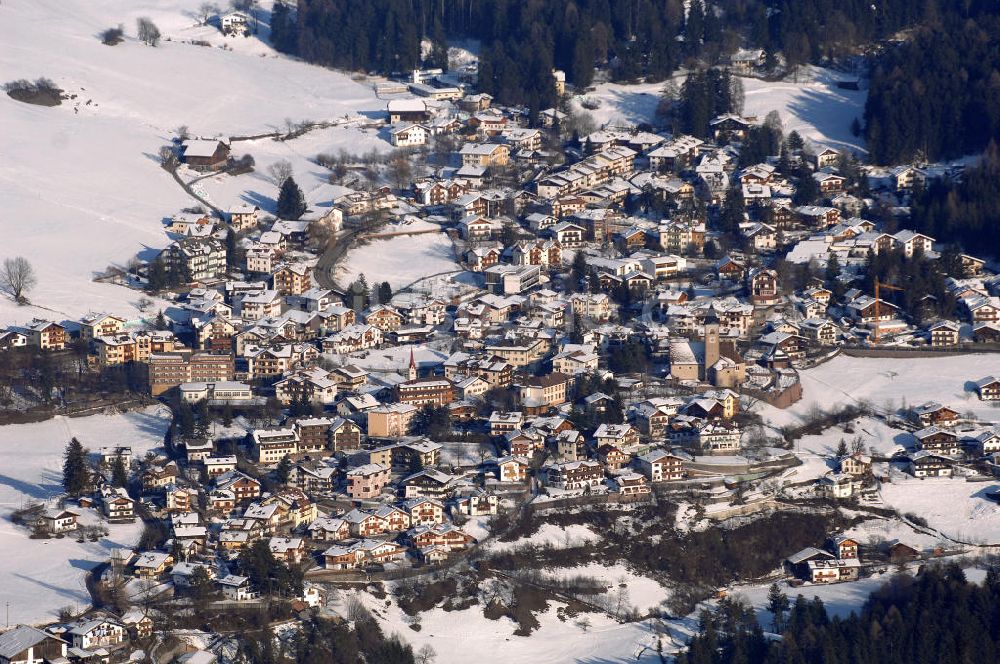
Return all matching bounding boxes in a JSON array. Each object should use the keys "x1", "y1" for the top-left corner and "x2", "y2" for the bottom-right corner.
[
  {"x1": 703, "y1": 313, "x2": 720, "y2": 380},
  {"x1": 408, "y1": 348, "x2": 417, "y2": 381}
]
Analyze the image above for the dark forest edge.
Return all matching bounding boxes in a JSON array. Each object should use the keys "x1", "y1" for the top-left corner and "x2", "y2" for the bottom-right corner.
[
  {"x1": 675, "y1": 565, "x2": 1000, "y2": 664},
  {"x1": 271, "y1": 0, "x2": 999, "y2": 165}
]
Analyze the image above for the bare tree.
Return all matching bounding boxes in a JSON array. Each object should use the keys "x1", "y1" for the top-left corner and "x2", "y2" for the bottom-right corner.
[
  {"x1": 197, "y1": 2, "x2": 218, "y2": 24},
  {"x1": 0, "y1": 256, "x2": 37, "y2": 304},
  {"x1": 136, "y1": 17, "x2": 161, "y2": 47},
  {"x1": 307, "y1": 218, "x2": 338, "y2": 252},
  {"x1": 158, "y1": 146, "x2": 178, "y2": 169},
  {"x1": 267, "y1": 159, "x2": 293, "y2": 186},
  {"x1": 387, "y1": 153, "x2": 412, "y2": 191},
  {"x1": 416, "y1": 645, "x2": 436, "y2": 664}
]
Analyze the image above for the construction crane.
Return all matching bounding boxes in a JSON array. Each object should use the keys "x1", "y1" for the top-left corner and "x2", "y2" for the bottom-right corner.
[{"x1": 872, "y1": 278, "x2": 903, "y2": 344}]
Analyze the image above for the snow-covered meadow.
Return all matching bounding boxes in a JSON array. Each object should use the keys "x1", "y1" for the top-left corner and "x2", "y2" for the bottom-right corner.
[
  {"x1": 0, "y1": 405, "x2": 171, "y2": 625},
  {"x1": 0, "y1": 0, "x2": 387, "y2": 326},
  {"x1": 336, "y1": 232, "x2": 462, "y2": 290},
  {"x1": 759, "y1": 353, "x2": 1000, "y2": 428},
  {"x1": 571, "y1": 66, "x2": 865, "y2": 153},
  {"x1": 879, "y1": 478, "x2": 1000, "y2": 545},
  {"x1": 331, "y1": 586, "x2": 666, "y2": 664}
]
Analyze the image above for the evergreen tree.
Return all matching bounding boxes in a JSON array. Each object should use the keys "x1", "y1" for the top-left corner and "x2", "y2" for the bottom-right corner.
[
  {"x1": 792, "y1": 167, "x2": 820, "y2": 205},
  {"x1": 269, "y1": 1, "x2": 297, "y2": 54},
  {"x1": 238, "y1": 539, "x2": 280, "y2": 594},
  {"x1": 569, "y1": 251, "x2": 588, "y2": 292},
  {"x1": 225, "y1": 228, "x2": 239, "y2": 271},
  {"x1": 379, "y1": 281, "x2": 393, "y2": 305},
  {"x1": 720, "y1": 185, "x2": 745, "y2": 235},
  {"x1": 189, "y1": 565, "x2": 216, "y2": 615},
  {"x1": 429, "y1": 18, "x2": 448, "y2": 70},
  {"x1": 221, "y1": 404, "x2": 234, "y2": 427},
  {"x1": 275, "y1": 455, "x2": 292, "y2": 484},
  {"x1": 824, "y1": 253, "x2": 840, "y2": 285},
  {"x1": 766, "y1": 583, "x2": 790, "y2": 632},
  {"x1": 111, "y1": 455, "x2": 128, "y2": 488},
  {"x1": 176, "y1": 401, "x2": 196, "y2": 439},
  {"x1": 570, "y1": 312, "x2": 584, "y2": 344},
  {"x1": 146, "y1": 259, "x2": 168, "y2": 292},
  {"x1": 684, "y1": 0, "x2": 705, "y2": 55},
  {"x1": 785, "y1": 131, "x2": 804, "y2": 152},
  {"x1": 62, "y1": 438, "x2": 90, "y2": 498},
  {"x1": 276, "y1": 176, "x2": 307, "y2": 220}
]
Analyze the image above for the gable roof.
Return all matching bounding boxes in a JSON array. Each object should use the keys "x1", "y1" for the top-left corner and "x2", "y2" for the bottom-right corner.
[{"x1": 0, "y1": 626, "x2": 64, "y2": 659}]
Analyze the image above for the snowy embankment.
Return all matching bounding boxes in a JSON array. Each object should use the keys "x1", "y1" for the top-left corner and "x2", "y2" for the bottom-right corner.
[
  {"x1": 0, "y1": 406, "x2": 171, "y2": 625},
  {"x1": 0, "y1": 0, "x2": 386, "y2": 326}
]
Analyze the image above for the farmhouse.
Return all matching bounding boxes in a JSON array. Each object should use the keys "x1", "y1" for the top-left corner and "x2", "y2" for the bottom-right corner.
[{"x1": 181, "y1": 139, "x2": 230, "y2": 171}]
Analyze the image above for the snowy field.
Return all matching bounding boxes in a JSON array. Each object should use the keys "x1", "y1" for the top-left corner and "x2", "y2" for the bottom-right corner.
[
  {"x1": 726, "y1": 571, "x2": 899, "y2": 627},
  {"x1": 0, "y1": 0, "x2": 386, "y2": 326},
  {"x1": 190, "y1": 124, "x2": 391, "y2": 216},
  {"x1": 742, "y1": 67, "x2": 866, "y2": 153},
  {"x1": 759, "y1": 354, "x2": 1000, "y2": 428},
  {"x1": 570, "y1": 80, "x2": 666, "y2": 128},
  {"x1": 336, "y1": 232, "x2": 461, "y2": 290},
  {"x1": 571, "y1": 66, "x2": 865, "y2": 154},
  {"x1": 333, "y1": 587, "x2": 665, "y2": 664},
  {"x1": 880, "y1": 477, "x2": 1000, "y2": 545},
  {"x1": 0, "y1": 406, "x2": 171, "y2": 625},
  {"x1": 780, "y1": 416, "x2": 912, "y2": 483},
  {"x1": 544, "y1": 562, "x2": 672, "y2": 614}
]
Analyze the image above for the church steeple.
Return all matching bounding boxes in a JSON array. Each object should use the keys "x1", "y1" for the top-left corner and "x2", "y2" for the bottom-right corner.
[{"x1": 408, "y1": 348, "x2": 417, "y2": 381}]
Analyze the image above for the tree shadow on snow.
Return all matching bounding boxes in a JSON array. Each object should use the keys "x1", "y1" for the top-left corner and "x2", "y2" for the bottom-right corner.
[
  {"x1": 240, "y1": 190, "x2": 276, "y2": 214},
  {"x1": 0, "y1": 473, "x2": 61, "y2": 501}
]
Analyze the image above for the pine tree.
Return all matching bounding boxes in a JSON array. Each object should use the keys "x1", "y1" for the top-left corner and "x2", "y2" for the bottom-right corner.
[
  {"x1": 570, "y1": 312, "x2": 584, "y2": 344},
  {"x1": 824, "y1": 253, "x2": 840, "y2": 286},
  {"x1": 276, "y1": 176, "x2": 307, "y2": 220},
  {"x1": 111, "y1": 455, "x2": 128, "y2": 488},
  {"x1": 379, "y1": 281, "x2": 393, "y2": 305},
  {"x1": 685, "y1": 0, "x2": 705, "y2": 54},
  {"x1": 785, "y1": 131, "x2": 804, "y2": 152},
  {"x1": 189, "y1": 565, "x2": 216, "y2": 614},
  {"x1": 146, "y1": 259, "x2": 167, "y2": 292},
  {"x1": 570, "y1": 251, "x2": 588, "y2": 292},
  {"x1": 766, "y1": 583, "x2": 790, "y2": 632},
  {"x1": 792, "y1": 167, "x2": 820, "y2": 205},
  {"x1": 275, "y1": 455, "x2": 292, "y2": 484},
  {"x1": 225, "y1": 228, "x2": 239, "y2": 271},
  {"x1": 176, "y1": 401, "x2": 195, "y2": 438},
  {"x1": 720, "y1": 186, "x2": 745, "y2": 235},
  {"x1": 62, "y1": 438, "x2": 90, "y2": 498}
]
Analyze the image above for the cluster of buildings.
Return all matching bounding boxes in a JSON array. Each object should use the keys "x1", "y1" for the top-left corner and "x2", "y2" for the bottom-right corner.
[{"x1": 4, "y1": 52, "x2": 1000, "y2": 651}]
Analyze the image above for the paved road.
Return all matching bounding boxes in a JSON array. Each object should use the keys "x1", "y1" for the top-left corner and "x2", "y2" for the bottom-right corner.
[{"x1": 314, "y1": 228, "x2": 360, "y2": 294}]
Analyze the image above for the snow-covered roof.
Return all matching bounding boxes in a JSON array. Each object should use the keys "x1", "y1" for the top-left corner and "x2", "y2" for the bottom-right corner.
[
  {"x1": 387, "y1": 98, "x2": 426, "y2": 113},
  {"x1": 0, "y1": 626, "x2": 62, "y2": 658},
  {"x1": 182, "y1": 139, "x2": 225, "y2": 158}
]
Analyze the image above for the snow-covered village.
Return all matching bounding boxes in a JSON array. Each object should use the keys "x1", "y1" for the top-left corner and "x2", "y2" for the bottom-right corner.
[{"x1": 2, "y1": 1, "x2": 1000, "y2": 663}]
